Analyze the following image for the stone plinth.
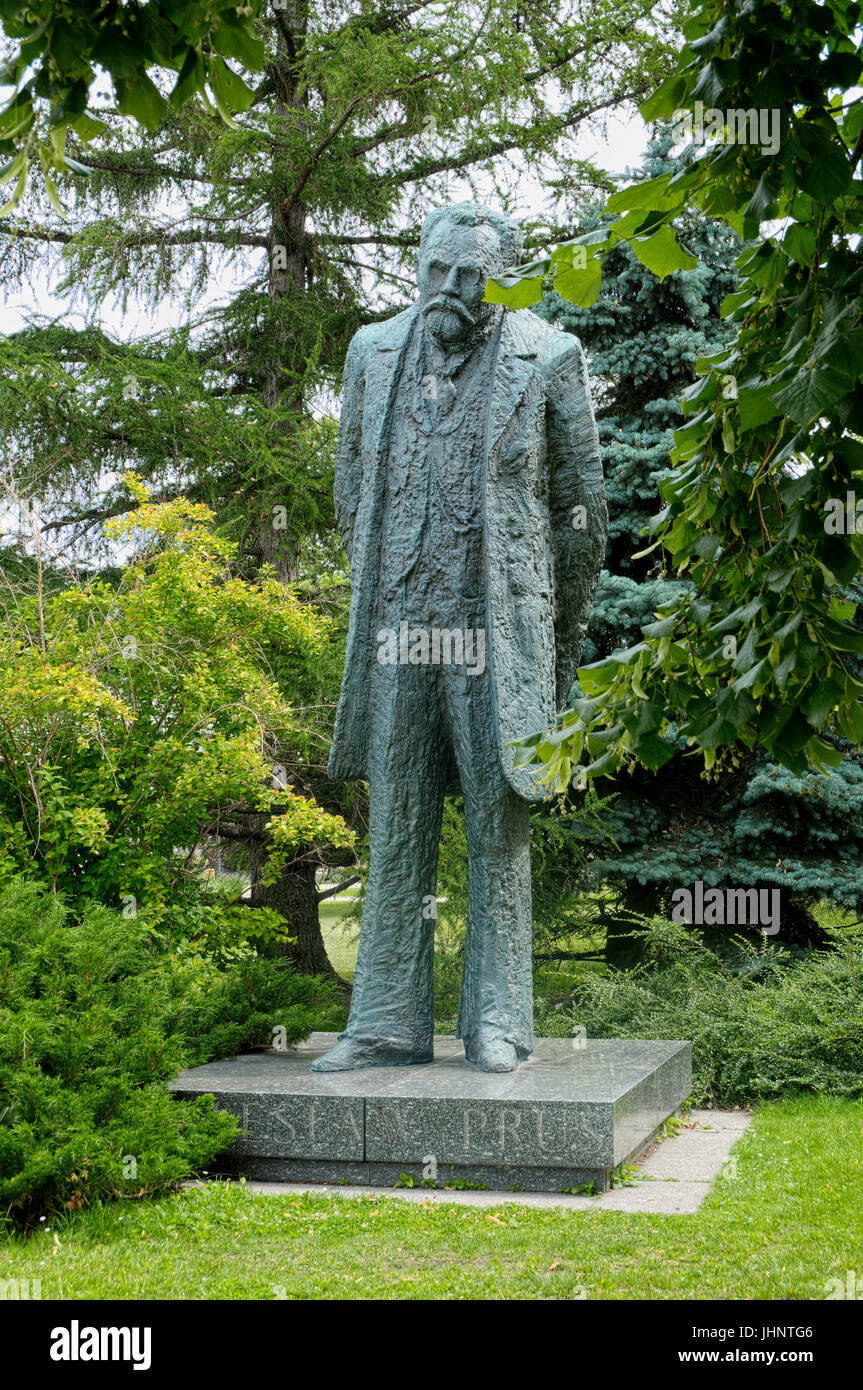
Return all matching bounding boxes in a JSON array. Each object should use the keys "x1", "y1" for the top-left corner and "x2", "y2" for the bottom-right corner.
[{"x1": 171, "y1": 1033, "x2": 691, "y2": 1193}]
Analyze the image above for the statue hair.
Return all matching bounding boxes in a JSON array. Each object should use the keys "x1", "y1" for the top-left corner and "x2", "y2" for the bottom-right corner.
[{"x1": 418, "y1": 202, "x2": 523, "y2": 268}]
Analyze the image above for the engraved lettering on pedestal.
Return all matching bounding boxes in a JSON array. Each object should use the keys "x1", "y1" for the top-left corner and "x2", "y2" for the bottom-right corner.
[
  {"x1": 566, "y1": 1109, "x2": 605, "y2": 1163},
  {"x1": 340, "y1": 1108, "x2": 363, "y2": 1149},
  {"x1": 575, "y1": 1116, "x2": 604, "y2": 1162},
  {"x1": 463, "y1": 1108, "x2": 492, "y2": 1157},
  {"x1": 497, "y1": 1108, "x2": 523, "y2": 1155},
  {"x1": 273, "y1": 1101, "x2": 296, "y2": 1147},
  {"x1": 373, "y1": 1106, "x2": 411, "y2": 1149},
  {"x1": 535, "y1": 1106, "x2": 568, "y2": 1159}
]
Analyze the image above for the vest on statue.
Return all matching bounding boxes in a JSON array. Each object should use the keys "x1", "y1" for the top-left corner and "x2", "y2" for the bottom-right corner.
[{"x1": 378, "y1": 314, "x2": 501, "y2": 608}]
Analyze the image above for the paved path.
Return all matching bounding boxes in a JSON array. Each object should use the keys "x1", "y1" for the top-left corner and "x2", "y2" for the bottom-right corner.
[{"x1": 220, "y1": 1109, "x2": 752, "y2": 1214}]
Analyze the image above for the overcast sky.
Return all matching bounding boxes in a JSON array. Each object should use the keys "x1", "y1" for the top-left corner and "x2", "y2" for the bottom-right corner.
[{"x1": 4, "y1": 110, "x2": 648, "y2": 341}]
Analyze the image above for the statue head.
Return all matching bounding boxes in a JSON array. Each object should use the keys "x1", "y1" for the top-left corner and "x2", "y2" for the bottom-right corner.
[{"x1": 417, "y1": 202, "x2": 522, "y2": 349}]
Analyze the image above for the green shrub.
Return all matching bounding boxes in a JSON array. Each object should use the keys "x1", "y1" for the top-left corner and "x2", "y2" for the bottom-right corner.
[
  {"x1": 535, "y1": 917, "x2": 863, "y2": 1106},
  {"x1": 0, "y1": 881, "x2": 332, "y2": 1229},
  {"x1": 177, "y1": 950, "x2": 342, "y2": 1062}
]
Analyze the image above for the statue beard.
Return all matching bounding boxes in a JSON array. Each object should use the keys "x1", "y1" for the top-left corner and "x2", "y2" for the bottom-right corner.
[{"x1": 422, "y1": 295, "x2": 494, "y2": 348}]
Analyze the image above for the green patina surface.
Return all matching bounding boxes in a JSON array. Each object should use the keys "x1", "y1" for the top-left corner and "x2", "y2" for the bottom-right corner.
[{"x1": 317, "y1": 203, "x2": 607, "y2": 1074}]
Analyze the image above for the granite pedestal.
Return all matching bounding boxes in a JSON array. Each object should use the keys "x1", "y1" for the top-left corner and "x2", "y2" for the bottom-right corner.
[{"x1": 172, "y1": 1033, "x2": 691, "y2": 1193}]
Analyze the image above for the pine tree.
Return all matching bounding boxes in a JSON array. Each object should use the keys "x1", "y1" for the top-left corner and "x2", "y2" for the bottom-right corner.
[{"x1": 541, "y1": 128, "x2": 863, "y2": 964}]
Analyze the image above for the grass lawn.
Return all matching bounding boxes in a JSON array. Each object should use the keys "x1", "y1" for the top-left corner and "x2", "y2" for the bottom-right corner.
[
  {"x1": 2, "y1": 1096, "x2": 861, "y2": 1300},
  {"x1": 319, "y1": 886, "x2": 360, "y2": 980},
  {"x1": 319, "y1": 893, "x2": 610, "y2": 1019}
]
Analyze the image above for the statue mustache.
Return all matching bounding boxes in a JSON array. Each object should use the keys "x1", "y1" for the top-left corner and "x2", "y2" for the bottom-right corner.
[{"x1": 422, "y1": 294, "x2": 476, "y2": 327}]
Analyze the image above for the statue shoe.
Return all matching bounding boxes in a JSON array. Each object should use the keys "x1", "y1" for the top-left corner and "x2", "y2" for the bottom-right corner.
[
  {"x1": 309, "y1": 1038, "x2": 432, "y2": 1072},
  {"x1": 464, "y1": 1037, "x2": 519, "y2": 1073}
]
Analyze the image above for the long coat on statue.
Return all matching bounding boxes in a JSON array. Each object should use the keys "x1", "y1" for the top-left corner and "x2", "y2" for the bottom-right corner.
[{"x1": 327, "y1": 302, "x2": 608, "y2": 800}]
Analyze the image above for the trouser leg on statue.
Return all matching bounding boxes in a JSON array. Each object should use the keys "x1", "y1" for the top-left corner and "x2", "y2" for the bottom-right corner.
[
  {"x1": 444, "y1": 663, "x2": 534, "y2": 1072},
  {"x1": 311, "y1": 661, "x2": 446, "y2": 1072}
]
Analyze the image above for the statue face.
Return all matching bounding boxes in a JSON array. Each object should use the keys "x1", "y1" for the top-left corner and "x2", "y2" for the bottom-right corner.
[{"x1": 418, "y1": 219, "x2": 505, "y2": 348}]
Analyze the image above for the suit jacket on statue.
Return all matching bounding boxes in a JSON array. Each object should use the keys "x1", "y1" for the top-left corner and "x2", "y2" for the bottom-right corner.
[{"x1": 328, "y1": 302, "x2": 608, "y2": 801}]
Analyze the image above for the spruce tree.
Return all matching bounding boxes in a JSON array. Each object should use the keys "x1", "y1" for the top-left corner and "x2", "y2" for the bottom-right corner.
[{"x1": 541, "y1": 128, "x2": 863, "y2": 964}]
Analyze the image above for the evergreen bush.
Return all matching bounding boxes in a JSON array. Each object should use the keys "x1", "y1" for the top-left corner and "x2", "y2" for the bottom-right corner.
[
  {"x1": 0, "y1": 881, "x2": 331, "y2": 1229},
  {"x1": 536, "y1": 918, "x2": 863, "y2": 1105}
]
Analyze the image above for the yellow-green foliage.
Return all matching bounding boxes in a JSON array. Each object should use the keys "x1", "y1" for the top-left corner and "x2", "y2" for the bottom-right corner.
[{"x1": 0, "y1": 484, "x2": 351, "y2": 935}]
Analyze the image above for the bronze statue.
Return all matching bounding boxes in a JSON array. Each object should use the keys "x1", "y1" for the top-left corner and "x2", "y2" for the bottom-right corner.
[{"x1": 315, "y1": 203, "x2": 606, "y2": 1073}]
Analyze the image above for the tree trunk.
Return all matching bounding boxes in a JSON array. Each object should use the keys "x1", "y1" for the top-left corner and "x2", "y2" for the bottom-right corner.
[
  {"x1": 227, "y1": 813, "x2": 345, "y2": 987},
  {"x1": 249, "y1": 5, "x2": 310, "y2": 583},
  {"x1": 604, "y1": 879, "x2": 830, "y2": 970},
  {"x1": 701, "y1": 888, "x2": 830, "y2": 957},
  {"x1": 250, "y1": 854, "x2": 345, "y2": 983},
  {"x1": 604, "y1": 880, "x2": 661, "y2": 970},
  {"x1": 239, "y1": 7, "x2": 341, "y2": 986}
]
